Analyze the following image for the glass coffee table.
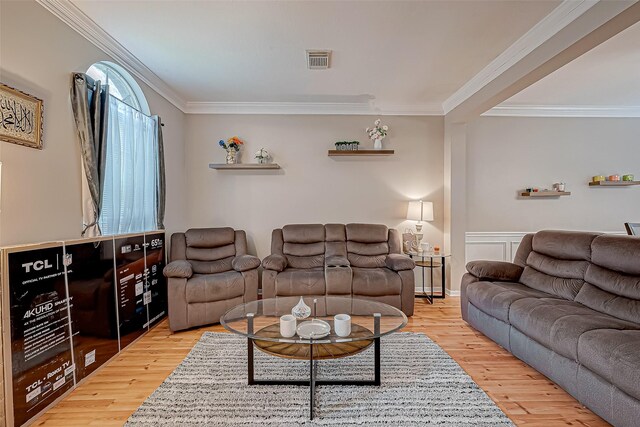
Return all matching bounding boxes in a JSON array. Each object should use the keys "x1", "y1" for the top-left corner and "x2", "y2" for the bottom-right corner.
[{"x1": 221, "y1": 296, "x2": 407, "y2": 420}]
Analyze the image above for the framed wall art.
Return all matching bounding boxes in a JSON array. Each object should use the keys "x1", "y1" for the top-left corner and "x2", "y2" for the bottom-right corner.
[{"x1": 0, "y1": 83, "x2": 44, "y2": 149}]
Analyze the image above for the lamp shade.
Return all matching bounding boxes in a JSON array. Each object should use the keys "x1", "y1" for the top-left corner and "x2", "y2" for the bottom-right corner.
[{"x1": 407, "y1": 200, "x2": 434, "y2": 222}]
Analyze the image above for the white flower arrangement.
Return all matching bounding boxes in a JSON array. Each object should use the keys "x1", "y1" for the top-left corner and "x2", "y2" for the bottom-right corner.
[
  {"x1": 254, "y1": 148, "x2": 270, "y2": 163},
  {"x1": 366, "y1": 118, "x2": 389, "y2": 141}
]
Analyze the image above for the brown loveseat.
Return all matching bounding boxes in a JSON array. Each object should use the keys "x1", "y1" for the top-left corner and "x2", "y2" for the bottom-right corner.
[
  {"x1": 262, "y1": 224, "x2": 415, "y2": 316},
  {"x1": 163, "y1": 228, "x2": 260, "y2": 331},
  {"x1": 461, "y1": 230, "x2": 640, "y2": 427}
]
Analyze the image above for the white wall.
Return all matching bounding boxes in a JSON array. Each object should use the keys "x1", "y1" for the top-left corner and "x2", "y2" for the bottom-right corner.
[
  {"x1": 466, "y1": 116, "x2": 640, "y2": 233},
  {"x1": 185, "y1": 114, "x2": 444, "y2": 260},
  {"x1": 0, "y1": 1, "x2": 187, "y2": 246}
]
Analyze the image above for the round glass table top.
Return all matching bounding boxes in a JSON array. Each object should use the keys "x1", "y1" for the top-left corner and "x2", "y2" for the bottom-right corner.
[{"x1": 220, "y1": 296, "x2": 408, "y2": 344}]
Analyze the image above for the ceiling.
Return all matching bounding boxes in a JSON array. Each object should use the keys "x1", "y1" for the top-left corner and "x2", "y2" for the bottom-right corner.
[
  {"x1": 69, "y1": 0, "x2": 560, "y2": 112},
  {"x1": 495, "y1": 20, "x2": 640, "y2": 114}
]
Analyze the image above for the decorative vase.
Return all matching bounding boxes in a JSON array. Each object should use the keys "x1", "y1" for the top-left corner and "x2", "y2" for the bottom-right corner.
[
  {"x1": 225, "y1": 150, "x2": 238, "y2": 164},
  {"x1": 257, "y1": 157, "x2": 267, "y2": 164},
  {"x1": 374, "y1": 138, "x2": 383, "y2": 150},
  {"x1": 291, "y1": 296, "x2": 311, "y2": 319}
]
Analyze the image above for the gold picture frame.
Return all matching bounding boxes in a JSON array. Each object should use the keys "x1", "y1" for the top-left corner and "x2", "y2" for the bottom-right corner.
[{"x1": 0, "y1": 83, "x2": 44, "y2": 149}]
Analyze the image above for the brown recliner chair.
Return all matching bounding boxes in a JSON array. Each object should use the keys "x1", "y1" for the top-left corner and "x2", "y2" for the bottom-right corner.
[
  {"x1": 163, "y1": 228, "x2": 260, "y2": 332},
  {"x1": 262, "y1": 224, "x2": 415, "y2": 316},
  {"x1": 346, "y1": 223, "x2": 415, "y2": 316}
]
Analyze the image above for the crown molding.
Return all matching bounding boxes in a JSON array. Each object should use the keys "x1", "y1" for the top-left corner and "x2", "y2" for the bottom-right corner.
[
  {"x1": 483, "y1": 104, "x2": 640, "y2": 118},
  {"x1": 185, "y1": 102, "x2": 443, "y2": 115},
  {"x1": 442, "y1": 0, "x2": 599, "y2": 115},
  {"x1": 36, "y1": 0, "x2": 187, "y2": 112}
]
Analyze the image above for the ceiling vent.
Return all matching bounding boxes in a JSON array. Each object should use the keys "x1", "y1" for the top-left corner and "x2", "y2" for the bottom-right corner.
[{"x1": 306, "y1": 50, "x2": 331, "y2": 69}]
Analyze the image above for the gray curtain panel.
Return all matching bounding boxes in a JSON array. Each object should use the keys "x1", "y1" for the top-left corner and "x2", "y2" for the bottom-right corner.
[
  {"x1": 154, "y1": 115, "x2": 166, "y2": 230},
  {"x1": 70, "y1": 73, "x2": 109, "y2": 236}
]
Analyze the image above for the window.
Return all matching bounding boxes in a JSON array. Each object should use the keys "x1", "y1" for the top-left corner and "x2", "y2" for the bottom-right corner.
[
  {"x1": 87, "y1": 61, "x2": 149, "y2": 114},
  {"x1": 87, "y1": 62, "x2": 159, "y2": 235}
]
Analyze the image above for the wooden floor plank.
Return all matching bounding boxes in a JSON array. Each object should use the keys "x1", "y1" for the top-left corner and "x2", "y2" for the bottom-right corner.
[{"x1": 31, "y1": 297, "x2": 610, "y2": 426}]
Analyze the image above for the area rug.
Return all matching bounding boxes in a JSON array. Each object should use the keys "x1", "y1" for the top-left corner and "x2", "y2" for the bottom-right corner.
[{"x1": 125, "y1": 332, "x2": 514, "y2": 426}]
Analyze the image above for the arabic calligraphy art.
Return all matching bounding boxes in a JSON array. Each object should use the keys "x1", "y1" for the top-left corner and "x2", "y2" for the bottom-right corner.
[{"x1": 0, "y1": 83, "x2": 43, "y2": 149}]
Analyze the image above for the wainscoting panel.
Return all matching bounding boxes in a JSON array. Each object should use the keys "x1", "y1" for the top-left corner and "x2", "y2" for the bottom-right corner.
[{"x1": 465, "y1": 232, "x2": 528, "y2": 263}]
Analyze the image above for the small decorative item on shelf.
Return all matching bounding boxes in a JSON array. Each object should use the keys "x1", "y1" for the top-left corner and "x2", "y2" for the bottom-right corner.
[
  {"x1": 291, "y1": 296, "x2": 311, "y2": 319},
  {"x1": 623, "y1": 174, "x2": 635, "y2": 181},
  {"x1": 553, "y1": 182, "x2": 566, "y2": 192},
  {"x1": 254, "y1": 148, "x2": 271, "y2": 164},
  {"x1": 334, "y1": 141, "x2": 360, "y2": 151},
  {"x1": 366, "y1": 118, "x2": 388, "y2": 150},
  {"x1": 592, "y1": 175, "x2": 606, "y2": 183},
  {"x1": 608, "y1": 174, "x2": 621, "y2": 182},
  {"x1": 218, "y1": 136, "x2": 244, "y2": 164}
]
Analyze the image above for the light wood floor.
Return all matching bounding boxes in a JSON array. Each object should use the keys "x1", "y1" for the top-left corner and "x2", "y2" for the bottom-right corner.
[{"x1": 33, "y1": 297, "x2": 609, "y2": 427}]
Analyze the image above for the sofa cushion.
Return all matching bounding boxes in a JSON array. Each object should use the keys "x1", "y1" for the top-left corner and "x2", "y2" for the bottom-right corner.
[
  {"x1": 509, "y1": 298, "x2": 639, "y2": 361},
  {"x1": 466, "y1": 281, "x2": 553, "y2": 323},
  {"x1": 283, "y1": 242, "x2": 325, "y2": 257},
  {"x1": 591, "y1": 234, "x2": 640, "y2": 275},
  {"x1": 275, "y1": 268, "x2": 325, "y2": 296},
  {"x1": 531, "y1": 230, "x2": 599, "y2": 261},
  {"x1": 185, "y1": 227, "x2": 235, "y2": 248},
  {"x1": 352, "y1": 267, "x2": 401, "y2": 297},
  {"x1": 190, "y1": 257, "x2": 234, "y2": 274},
  {"x1": 575, "y1": 283, "x2": 640, "y2": 324},
  {"x1": 186, "y1": 271, "x2": 244, "y2": 303},
  {"x1": 286, "y1": 254, "x2": 325, "y2": 269},
  {"x1": 347, "y1": 241, "x2": 389, "y2": 256},
  {"x1": 578, "y1": 329, "x2": 640, "y2": 401},
  {"x1": 282, "y1": 224, "x2": 325, "y2": 244},
  {"x1": 519, "y1": 265, "x2": 585, "y2": 301},
  {"x1": 346, "y1": 223, "x2": 388, "y2": 243},
  {"x1": 186, "y1": 243, "x2": 236, "y2": 261},
  {"x1": 348, "y1": 253, "x2": 387, "y2": 268}
]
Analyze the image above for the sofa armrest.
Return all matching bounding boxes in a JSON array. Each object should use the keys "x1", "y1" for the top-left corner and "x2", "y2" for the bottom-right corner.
[
  {"x1": 465, "y1": 260, "x2": 523, "y2": 282},
  {"x1": 385, "y1": 253, "x2": 415, "y2": 271},
  {"x1": 163, "y1": 260, "x2": 193, "y2": 279},
  {"x1": 232, "y1": 254, "x2": 260, "y2": 272},
  {"x1": 325, "y1": 255, "x2": 350, "y2": 267},
  {"x1": 261, "y1": 254, "x2": 287, "y2": 272}
]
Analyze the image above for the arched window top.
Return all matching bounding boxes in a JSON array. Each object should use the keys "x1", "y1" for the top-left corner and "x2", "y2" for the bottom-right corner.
[{"x1": 87, "y1": 61, "x2": 150, "y2": 115}]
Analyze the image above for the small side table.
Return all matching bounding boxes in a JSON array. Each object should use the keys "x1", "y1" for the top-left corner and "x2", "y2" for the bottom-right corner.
[{"x1": 406, "y1": 252, "x2": 451, "y2": 304}]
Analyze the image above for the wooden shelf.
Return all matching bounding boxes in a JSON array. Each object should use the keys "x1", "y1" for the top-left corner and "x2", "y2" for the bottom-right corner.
[
  {"x1": 588, "y1": 180, "x2": 640, "y2": 186},
  {"x1": 520, "y1": 191, "x2": 571, "y2": 197},
  {"x1": 209, "y1": 163, "x2": 281, "y2": 170},
  {"x1": 328, "y1": 150, "x2": 394, "y2": 156}
]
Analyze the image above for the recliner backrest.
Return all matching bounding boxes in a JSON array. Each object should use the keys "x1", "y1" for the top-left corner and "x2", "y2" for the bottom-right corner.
[
  {"x1": 171, "y1": 228, "x2": 246, "y2": 274},
  {"x1": 519, "y1": 230, "x2": 600, "y2": 300},
  {"x1": 345, "y1": 223, "x2": 396, "y2": 268},
  {"x1": 575, "y1": 235, "x2": 640, "y2": 324},
  {"x1": 278, "y1": 224, "x2": 326, "y2": 269}
]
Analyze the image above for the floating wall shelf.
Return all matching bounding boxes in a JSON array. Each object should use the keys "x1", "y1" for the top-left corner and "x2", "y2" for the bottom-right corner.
[
  {"x1": 520, "y1": 191, "x2": 571, "y2": 198},
  {"x1": 209, "y1": 163, "x2": 281, "y2": 170},
  {"x1": 328, "y1": 150, "x2": 394, "y2": 156},
  {"x1": 588, "y1": 181, "x2": 640, "y2": 187}
]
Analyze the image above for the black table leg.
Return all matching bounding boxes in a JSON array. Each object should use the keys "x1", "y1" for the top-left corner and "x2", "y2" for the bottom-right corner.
[
  {"x1": 309, "y1": 341, "x2": 315, "y2": 420},
  {"x1": 441, "y1": 257, "x2": 446, "y2": 298},
  {"x1": 247, "y1": 313, "x2": 255, "y2": 385},
  {"x1": 374, "y1": 313, "x2": 381, "y2": 385}
]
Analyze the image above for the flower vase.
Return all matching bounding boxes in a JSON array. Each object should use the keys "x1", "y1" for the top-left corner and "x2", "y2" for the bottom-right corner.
[
  {"x1": 226, "y1": 150, "x2": 238, "y2": 164},
  {"x1": 374, "y1": 138, "x2": 383, "y2": 150},
  {"x1": 257, "y1": 157, "x2": 267, "y2": 164}
]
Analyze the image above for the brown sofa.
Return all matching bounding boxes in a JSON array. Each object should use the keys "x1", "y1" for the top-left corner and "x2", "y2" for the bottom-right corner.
[
  {"x1": 461, "y1": 230, "x2": 640, "y2": 427},
  {"x1": 163, "y1": 228, "x2": 260, "y2": 331},
  {"x1": 262, "y1": 224, "x2": 415, "y2": 316}
]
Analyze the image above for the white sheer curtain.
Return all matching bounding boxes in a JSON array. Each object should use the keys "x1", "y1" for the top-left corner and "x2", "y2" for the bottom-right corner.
[{"x1": 99, "y1": 95, "x2": 158, "y2": 235}]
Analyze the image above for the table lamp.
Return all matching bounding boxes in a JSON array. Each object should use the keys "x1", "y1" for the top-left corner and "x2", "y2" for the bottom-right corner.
[{"x1": 406, "y1": 200, "x2": 434, "y2": 251}]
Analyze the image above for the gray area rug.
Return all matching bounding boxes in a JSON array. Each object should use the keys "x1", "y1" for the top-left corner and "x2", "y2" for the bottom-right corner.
[{"x1": 126, "y1": 332, "x2": 514, "y2": 426}]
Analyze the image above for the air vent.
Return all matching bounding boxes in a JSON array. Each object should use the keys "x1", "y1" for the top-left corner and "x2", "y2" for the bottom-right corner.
[{"x1": 306, "y1": 50, "x2": 331, "y2": 69}]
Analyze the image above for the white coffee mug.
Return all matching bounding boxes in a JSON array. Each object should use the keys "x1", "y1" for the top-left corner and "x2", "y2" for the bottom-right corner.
[
  {"x1": 334, "y1": 314, "x2": 351, "y2": 337},
  {"x1": 280, "y1": 314, "x2": 297, "y2": 338}
]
